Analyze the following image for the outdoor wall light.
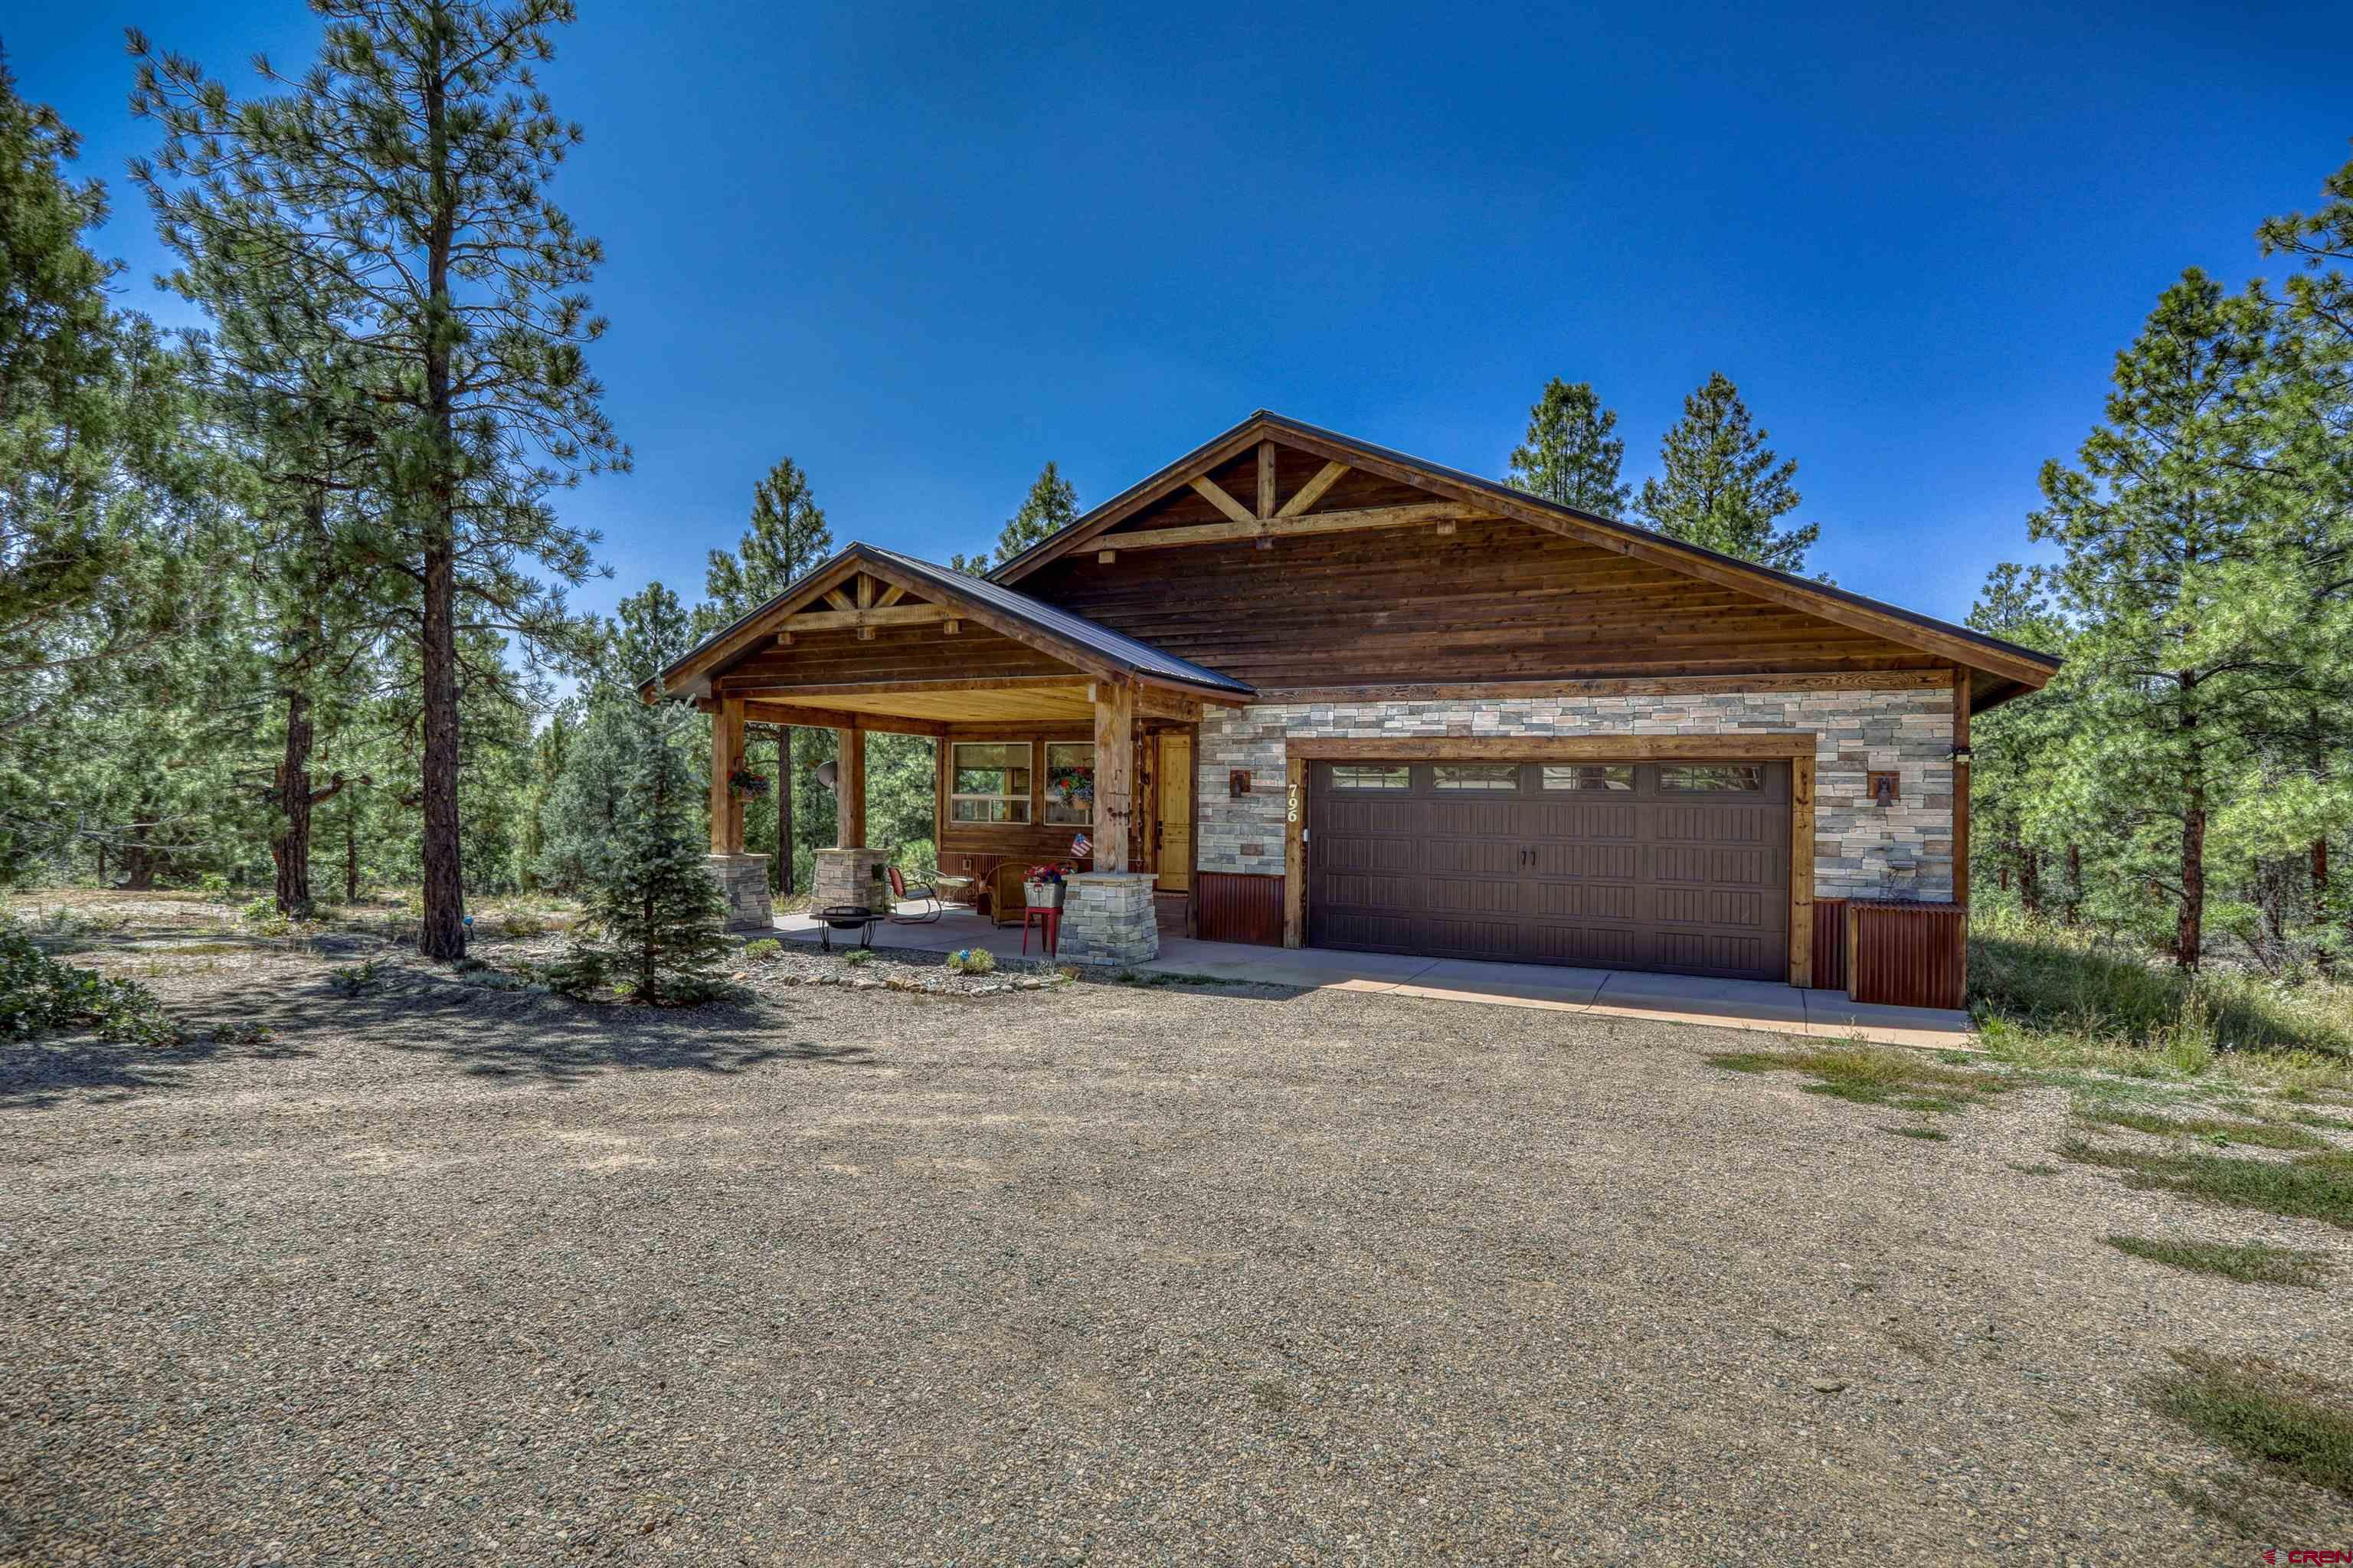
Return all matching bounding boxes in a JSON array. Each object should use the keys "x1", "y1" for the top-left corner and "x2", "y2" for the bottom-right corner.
[
  {"x1": 814, "y1": 759, "x2": 839, "y2": 791},
  {"x1": 1949, "y1": 745, "x2": 1973, "y2": 763}
]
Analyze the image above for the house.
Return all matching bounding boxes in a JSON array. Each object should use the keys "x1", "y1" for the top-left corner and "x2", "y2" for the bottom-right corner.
[{"x1": 652, "y1": 411, "x2": 2057, "y2": 1000}]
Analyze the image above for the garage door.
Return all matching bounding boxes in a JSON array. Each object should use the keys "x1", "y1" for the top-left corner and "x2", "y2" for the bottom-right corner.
[{"x1": 1306, "y1": 758, "x2": 1791, "y2": 980}]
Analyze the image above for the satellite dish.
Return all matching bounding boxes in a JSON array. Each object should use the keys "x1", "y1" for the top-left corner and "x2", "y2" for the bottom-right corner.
[{"x1": 814, "y1": 759, "x2": 839, "y2": 791}]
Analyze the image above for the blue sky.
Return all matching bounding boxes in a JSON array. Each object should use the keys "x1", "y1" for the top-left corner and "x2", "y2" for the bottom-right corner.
[{"x1": 11, "y1": 1, "x2": 2346, "y2": 626}]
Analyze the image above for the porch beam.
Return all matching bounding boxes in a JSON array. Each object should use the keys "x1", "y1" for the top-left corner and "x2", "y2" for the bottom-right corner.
[
  {"x1": 834, "y1": 726, "x2": 866, "y2": 848},
  {"x1": 1092, "y1": 681, "x2": 1136, "y2": 872},
  {"x1": 719, "y1": 674, "x2": 1086, "y2": 699},
  {"x1": 740, "y1": 700, "x2": 947, "y2": 738}
]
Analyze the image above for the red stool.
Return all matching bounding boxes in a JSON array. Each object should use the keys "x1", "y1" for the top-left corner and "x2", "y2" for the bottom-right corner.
[{"x1": 1021, "y1": 905, "x2": 1061, "y2": 957}]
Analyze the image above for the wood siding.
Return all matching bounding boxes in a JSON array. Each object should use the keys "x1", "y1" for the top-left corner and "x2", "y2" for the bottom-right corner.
[
  {"x1": 1028, "y1": 502, "x2": 1944, "y2": 689},
  {"x1": 934, "y1": 727, "x2": 1099, "y2": 872}
]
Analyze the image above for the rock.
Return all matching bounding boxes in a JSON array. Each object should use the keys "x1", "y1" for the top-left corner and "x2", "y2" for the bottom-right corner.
[{"x1": 1808, "y1": 1377, "x2": 1848, "y2": 1394}]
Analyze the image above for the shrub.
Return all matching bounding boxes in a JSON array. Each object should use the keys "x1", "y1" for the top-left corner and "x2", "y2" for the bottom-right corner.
[
  {"x1": 741, "y1": 938, "x2": 781, "y2": 961},
  {"x1": 328, "y1": 959, "x2": 385, "y2": 997},
  {"x1": 844, "y1": 948, "x2": 874, "y2": 967},
  {"x1": 947, "y1": 948, "x2": 996, "y2": 976},
  {"x1": 0, "y1": 921, "x2": 179, "y2": 1046}
]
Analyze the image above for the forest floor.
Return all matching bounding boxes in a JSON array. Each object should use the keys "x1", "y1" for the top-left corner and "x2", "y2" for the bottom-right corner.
[{"x1": 3, "y1": 889, "x2": 2351, "y2": 1564}]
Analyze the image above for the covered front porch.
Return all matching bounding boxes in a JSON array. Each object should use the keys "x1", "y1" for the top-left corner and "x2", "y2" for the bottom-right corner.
[{"x1": 663, "y1": 543, "x2": 1258, "y2": 968}]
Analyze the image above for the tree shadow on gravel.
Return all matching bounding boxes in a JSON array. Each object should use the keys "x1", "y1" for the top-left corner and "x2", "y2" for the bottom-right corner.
[
  {"x1": 2, "y1": 961, "x2": 876, "y2": 1108},
  {"x1": 0, "y1": 1032, "x2": 305, "y2": 1111}
]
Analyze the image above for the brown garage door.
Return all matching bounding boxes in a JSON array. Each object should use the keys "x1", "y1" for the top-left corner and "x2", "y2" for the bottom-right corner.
[{"x1": 1306, "y1": 758, "x2": 1790, "y2": 980}]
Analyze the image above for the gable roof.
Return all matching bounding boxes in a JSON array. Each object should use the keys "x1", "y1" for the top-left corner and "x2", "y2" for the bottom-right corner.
[
  {"x1": 647, "y1": 541, "x2": 1256, "y2": 703},
  {"x1": 993, "y1": 411, "x2": 2062, "y2": 697}
]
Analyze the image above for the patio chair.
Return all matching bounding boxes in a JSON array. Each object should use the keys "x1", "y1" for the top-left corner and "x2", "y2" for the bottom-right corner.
[{"x1": 885, "y1": 864, "x2": 941, "y2": 923}]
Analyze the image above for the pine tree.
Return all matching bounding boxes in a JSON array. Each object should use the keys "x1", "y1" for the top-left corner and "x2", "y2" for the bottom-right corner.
[
  {"x1": 703, "y1": 457, "x2": 835, "y2": 621},
  {"x1": 1633, "y1": 372, "x2": 1819, "y2": 574},
  {"x1": 134, "y1": 2, "x2": 627, "y2": 959},
  {"x1": 954, "y1": 461, "x2": 1079, "y2": 573},
  {"x1": 702, "y1": 457, "x2": 834, "y2": 891},
  {"x1": 566, "y1": 699, "x2": 731, "y2": 1006},
  {"x1": 1505, "y1": 378, "x2": 1629, "y2": 516},
  {"x1": 2029, "y1": 270, "x2": 2298, "y2": 969},
  {"x1": 1964, "y1": 564, "x2": 2073, "y2": 915},
  {"x1": 0, "y1": 59, "x2": 209, "y2": 874}
]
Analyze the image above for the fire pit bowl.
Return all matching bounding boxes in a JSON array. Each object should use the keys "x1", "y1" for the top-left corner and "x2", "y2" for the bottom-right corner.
[{"x1": 813, "y1": 905, "x2": 879, "y2": 952}]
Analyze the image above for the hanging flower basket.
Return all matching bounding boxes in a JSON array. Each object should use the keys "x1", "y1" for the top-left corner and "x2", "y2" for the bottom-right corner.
[
  {"x1": 728, "y1": 768, "x2": 772, "y2": 798},
  {"x1": 1049, "y1": 769, "x2": 1095, "y2": 807}
]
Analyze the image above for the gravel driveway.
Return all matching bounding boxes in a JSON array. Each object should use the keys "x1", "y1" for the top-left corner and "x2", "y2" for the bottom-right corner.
[{"x1": 4, "y1": 951, "x2": 2345, "y2": 1564}]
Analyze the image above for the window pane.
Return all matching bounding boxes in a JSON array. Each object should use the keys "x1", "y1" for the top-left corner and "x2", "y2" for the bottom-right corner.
[
  {"x1": 951, "y1": 797, "x2": 1028, "y2": 823},
  {"x1": 954, "y1": 768, "x2": 1030, "y2": 796},
  {"x1": 1660, "y1": 763, "x2": 1765, "y2": 792},
  {"x1": 1541, "y1": 764, "x2": 1635, "y2": 791},
  {"x1": 1434, "y1": 764, "x2": 1519, "y2": 791},
  {"x1": 1331, "y1": 764, "x2": 1409, "y2": 790},
  {"x1": 954, "y1": 742, "x2": 1028, "y2": 771},
  {"x1": 1043, "y1": 741, "x2": 1095, "y2": 825},
  {"x1": 1045, "y1": 742, "x2": 1095, "y2": 771}
]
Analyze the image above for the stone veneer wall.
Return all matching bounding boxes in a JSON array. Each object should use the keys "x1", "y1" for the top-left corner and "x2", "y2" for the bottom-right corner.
[
  {"x1": 705, "y1": 853, "x2": 775, "y2": 931},
  {"x1": 1195, "y1": 686, "x2": 1955, "y2": 902},
  {"x1": 1059, "y1": 872, "x2": 1160, "y2": 966},
  {"x1": 811, "y1": 847, "x2": 894, "y2": 915}
]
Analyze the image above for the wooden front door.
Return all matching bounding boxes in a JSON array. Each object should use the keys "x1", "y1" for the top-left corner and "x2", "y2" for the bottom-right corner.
[{"x1": 1154, "y1": 732, "x2": 1193, "y2": 894}]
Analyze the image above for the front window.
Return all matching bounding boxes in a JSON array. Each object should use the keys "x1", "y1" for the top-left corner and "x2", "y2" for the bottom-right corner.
[
  {"x1": 951, "y1": 741, "x2": 1032, "y2": 823},
  {"x1": 1044, "y1": 741, "x2": 1095, "y2": 825}
]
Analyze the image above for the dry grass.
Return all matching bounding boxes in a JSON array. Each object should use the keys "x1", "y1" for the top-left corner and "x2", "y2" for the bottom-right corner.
[
  {"x1": 1970, "y1": 916, "x2": 2353, "y2": 1095},
  {"x1": 1707, "y1": 1043, "x2": 2004, "y2": 1113},
  {"x1": 2103, "y1": 1236, "x2": 2335, "y2": 1288}
]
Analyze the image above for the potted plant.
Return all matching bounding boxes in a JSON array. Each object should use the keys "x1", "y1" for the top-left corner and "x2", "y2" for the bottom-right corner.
[
  {"x1": 1023, "y1": 863, "x2": 1073, "y2": 908},
  {"x1": 728, "y1": 767, "x2": 771, "y2": 798},
  {"x1": 1049, "y1": 767, "x2": 1094, "y2": 808}
]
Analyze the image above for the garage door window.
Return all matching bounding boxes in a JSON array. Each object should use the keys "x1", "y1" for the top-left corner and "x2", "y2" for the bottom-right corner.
[
  {"x1": 1541, "y1": 764, "x2": 1635, "y2": 791},
  {"x1": 1332, "y1": 764, "x2": 1409, "y2": 790},
  {"x1": 1660, "y1": 763, "x2": 1766, "y2": 793},
  {"x1": 1433, "y1": 764, "x2": 1518, "y2": 791}
]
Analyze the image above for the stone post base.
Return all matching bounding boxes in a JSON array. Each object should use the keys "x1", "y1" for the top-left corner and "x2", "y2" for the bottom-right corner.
[
  {"x1": 705, "y1": 853, "x2": 774, "y2": 931},
  {"x1": 1059, "y1": 872, "x2": 1159, "y2": 967},
  {"x1": 812, "y1": 847, "x2": 893, "y2": 915}
]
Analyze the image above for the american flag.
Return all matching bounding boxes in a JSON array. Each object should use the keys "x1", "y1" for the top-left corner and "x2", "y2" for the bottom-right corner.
[{"x1": 1070, "y1": 833, "x2": 1091, "y2": 859}]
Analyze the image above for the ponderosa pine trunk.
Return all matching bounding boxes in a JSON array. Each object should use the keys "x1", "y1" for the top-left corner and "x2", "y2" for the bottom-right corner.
[
  {"x1": 2065, "y1": 843, "x2": 2083, "y2": 923},
  {"x1": 273, "y1": 688, "x2": 316, "y2": 915},
  {"x1": 2175, "y1": 673, "x2": 2205, "y2": 970},
  {"x1": 415, "y1": 48, "x2": 466, "y2": 961},
  {"x1": 345, "y1": 792, "x2": 359, "y2": 903},
  {"x1": 2020, "y1": 846, "x2": 2043, "y2": 920}
]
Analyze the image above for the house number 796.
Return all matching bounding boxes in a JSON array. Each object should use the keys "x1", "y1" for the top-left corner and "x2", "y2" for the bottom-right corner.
[{"x1": 1286, "y1": 783, "x2": 1301, "y2": 823}]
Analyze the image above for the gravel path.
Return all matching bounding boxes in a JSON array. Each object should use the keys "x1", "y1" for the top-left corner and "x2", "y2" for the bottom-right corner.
[{"x1": 3, "y1": 949, "x2": 2346, "y2": 1564}]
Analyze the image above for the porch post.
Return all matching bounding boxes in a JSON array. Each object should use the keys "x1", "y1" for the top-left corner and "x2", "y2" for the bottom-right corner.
[
  {"x1": 1091, "y1": 681, "x2": 1134, "y2": 871},
  {"x1": 704, "y1": 695, "x2": 770, "y2": 930},
  {"x1": 834, "y1": 725, "x2": 866, "y2": 847},
  {"x1": 710, "y1": 696, "x2": 745, "y2": 855},
  {"x1": 1061, "y1": 679, "x2": 1157, "y2": 966}
]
